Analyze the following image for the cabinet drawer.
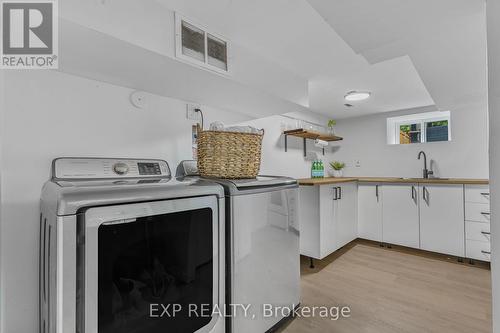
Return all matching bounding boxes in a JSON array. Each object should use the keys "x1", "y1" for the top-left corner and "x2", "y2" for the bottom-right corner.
[
  {"x1": 465, "y1": 202, "x2": 491, "y2": 223},
  {"x1": 465, "y1": 185, "x2": 490, "y2": 204},
  {"x1": 465, "y1": 221, "x2": 490, "y2": 242},
  {"x1": 466, "y1": 239, "x2": 491, "y2": 262}
]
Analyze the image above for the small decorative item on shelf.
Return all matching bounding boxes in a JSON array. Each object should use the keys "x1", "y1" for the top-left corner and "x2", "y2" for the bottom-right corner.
[
  {"x1": 329, "y1": 161, "x2": 345, "y2": 178},
  {"x1": 327, "y1": 119, "x2": 336, "y2": 135},
  {"x1": 311, "y1": 160, "x2": 325, "y2": 178},
  {"x1": 282, "y1": 119, "x2": 343, "y2": 156}
]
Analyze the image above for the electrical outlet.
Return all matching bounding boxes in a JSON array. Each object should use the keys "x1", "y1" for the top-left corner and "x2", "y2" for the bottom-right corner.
[
  {"x1": 355, "y1": 160, "x2": 361, "y2": 168},
  {"x1": 186, "y1": 103, "x2": 201, "y2": 120}
]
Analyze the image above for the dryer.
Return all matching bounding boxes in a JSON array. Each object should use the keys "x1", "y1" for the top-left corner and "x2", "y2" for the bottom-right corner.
[
  {"x1": 40, "y1": 158, "x2": 225, "y2": 333},
  {"x1": 177, "y1": 161, "x2": 300, "y2": 333}
]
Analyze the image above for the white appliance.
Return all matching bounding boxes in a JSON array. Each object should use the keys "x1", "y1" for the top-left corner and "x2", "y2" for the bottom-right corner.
[
  {"x1": 177, "y1": 161, "x2": 301, "y2": 333},
  {"x1": 40, "y1": 157, "x2": 225, "y2": 333}
]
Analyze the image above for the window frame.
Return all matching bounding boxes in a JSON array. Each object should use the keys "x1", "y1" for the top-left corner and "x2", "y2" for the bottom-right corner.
[
  {"x1": 174, "y1": 13, "x2": 232, "y2": 76},
  {"x1": 388, "y1": 111, "x2": 451, "y2": 145},
  {"x1": 396, "y1": 121, "x2": 422, "y2": 144}
]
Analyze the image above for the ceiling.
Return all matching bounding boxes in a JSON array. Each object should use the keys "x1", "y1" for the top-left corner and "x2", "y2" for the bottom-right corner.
[
  {"x1": 309, "y1": 56, "x2": 434, "y2": 117},
  {"x1": 307, "y1": 0, "x2": 487, "y2": 114},
  {"x1": 153, "y1": 0, "x2": 488, "y2": 118}
]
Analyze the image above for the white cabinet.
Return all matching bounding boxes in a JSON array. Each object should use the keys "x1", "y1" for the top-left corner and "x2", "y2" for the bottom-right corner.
[
  {"x1": 358, "y1": 183, "x2": 383, "y2": 241},
  {"x1": 336, "y1": 182, "x2": 358, "y2": 248},
  {"x1": 465, "y1": 202, "x2": 491, "y2": 223},
  {"x1": 298, "y1": 185, "x2": 323, "y2": 258},
  {"x1": 465, "y1": 221, "x2": 490, "y2": 242},
  {"x1": 466, "y1": 240, "x2": 491, "y2": 261},
  {"x1": 382, "y1": 184, "x2": 420, "y2": 248},
  {"x1": 319, "y1": 185, "x2": 337, "y2": 256},
  {"x1": 419, "y1": 184, "x2": 465, "y2": 256},
  {"x1": 299, "y1": 182, "x2": 358, "y2": 259},
  {"x1": 464, "y1": 185, "x2": 490, "y2": 204},
  {"x1": 465, "y1": 185, "x2": 490, "y2": 262},
  {"x1": 300, "y1": 181, "x2": 489, "y2": 262}
]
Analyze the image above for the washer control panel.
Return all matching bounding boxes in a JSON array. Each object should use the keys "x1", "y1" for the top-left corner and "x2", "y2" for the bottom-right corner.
[{"x1": 53, "y1": 158, "x2": 170, "y2": 179}]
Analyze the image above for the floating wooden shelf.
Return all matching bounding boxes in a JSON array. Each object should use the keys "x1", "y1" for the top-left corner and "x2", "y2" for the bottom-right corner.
[
  {"x1": 283, "y1": 129, "x2": 343, "y2": 142},
  {"x1": 283, "y1": 129, "x2": 343, "y2": 156}
]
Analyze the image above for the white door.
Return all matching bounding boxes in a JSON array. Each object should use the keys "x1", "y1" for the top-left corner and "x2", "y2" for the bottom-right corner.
[
  {"x1": 382, "y1": 184, "x2": 420, "y2": 248},
  {"x1": 298, "y1": 186, "x2": 322, "y2": 258},
  {"x1": 84, "y1": 196, "x2": 223, "y2": 333},
  {"x1": 320, "y1": 185, "x2": 339, "y2": 256},
  {"x1": 419, "y1": 184, "x2": 465, "y2": 256},
  {"x1": 358, "y1": 183, "x2": 383, "y2": 241},
  {"x1": 336, "y1": 183, "x2": 358, "y2": 249}
]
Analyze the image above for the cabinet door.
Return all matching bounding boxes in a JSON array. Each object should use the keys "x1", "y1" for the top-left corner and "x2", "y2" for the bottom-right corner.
[
  {"x1": 419, "y1": 184, "x2": 465, "y2": 256},
  {"x1": 336, "y1": 183, "x2": 358, "y2": 249},
  {"x1": 382, "y1": 184, "x2": 420, "y2": 248},
  {"x1": 319, "y1": 185, "x2": 338, "y2": 257},
  {"x1": 358, "y1": 184, "x2": 383, "y2": 241},
  {"x1": 299, "y1": 186, "x2": 321, "y2": 258}
]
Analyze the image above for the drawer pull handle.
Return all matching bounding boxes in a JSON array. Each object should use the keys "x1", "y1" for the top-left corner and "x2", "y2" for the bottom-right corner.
[
  {"x1": 481, "y1": 212, "x2": 490, "y2": 216},
  {"x1": 422, "y1": 186, "x2": 428, "y2": 203},
  {"x1": 481, "y1": 231, "x2": 491, "y2": 235},
  {"x1": 480, "y1": 192, "x2": 490, "y2": 196},
  {"x1": 481, "y1": 250, "x2": 491, "y2": 255}
]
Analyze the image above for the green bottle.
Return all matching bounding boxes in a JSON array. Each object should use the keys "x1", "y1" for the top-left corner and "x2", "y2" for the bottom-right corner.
[
  {"x1": 311, "y1": 161, "x2": 316, "y2": 178},
  {"x1": 319, "y1": 160, "x2": 324, "y2": 178}
]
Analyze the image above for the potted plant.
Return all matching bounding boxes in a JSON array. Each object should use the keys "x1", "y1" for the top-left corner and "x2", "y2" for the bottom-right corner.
[
  {"x1": 329, "y1": 161, "x2": 345, "y2": 177},
  {"x1": 327, "y1": 119, "x2": 336, "y2": 135}
]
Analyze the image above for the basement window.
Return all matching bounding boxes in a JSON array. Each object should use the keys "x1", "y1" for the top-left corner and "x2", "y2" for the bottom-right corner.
[
  {"x1": 175, "y1": 13, "x2": 230, "y2": 74},
  {"x1": 387, "y1": 111, "x2": 451, "y2": 145}
]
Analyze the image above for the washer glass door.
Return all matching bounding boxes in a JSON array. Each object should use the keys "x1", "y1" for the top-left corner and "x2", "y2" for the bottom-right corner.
[{"x1": 81, "y1": 196, "x2": 219, "y2": 333}]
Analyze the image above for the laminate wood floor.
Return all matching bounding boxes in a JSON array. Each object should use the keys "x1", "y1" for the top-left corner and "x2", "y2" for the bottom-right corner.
[{"x1": 280, "y1": 242, "x2": 492, "y2": 333}]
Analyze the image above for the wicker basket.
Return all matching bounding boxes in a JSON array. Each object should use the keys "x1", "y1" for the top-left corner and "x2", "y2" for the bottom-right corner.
[{"x1": 197, "y1": 125, "x2": 264, "y2": 179}]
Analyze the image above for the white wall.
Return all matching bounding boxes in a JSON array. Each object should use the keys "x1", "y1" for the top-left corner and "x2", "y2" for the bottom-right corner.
[
  {"x1": 0, "y1": 64, "x2": 4, "y2": 333},
  {"x1": 60, "y1": 0, "x2": 309, "y2": 106},
  {"x1": 331, "y1": 104, "x2": 489, "y2": 179},
  {"x1": 239, "y1": 114, "x2": 336, "y2": 179},
  {"x1": 233, "y1": 100, "x2": 490, "y2": 181},
  {"x1": 487, "y1": 0, "x2": 500, "y2": 331},
  {"x1": 0, "y1": 70, "x2": 251, "y2": 333}
]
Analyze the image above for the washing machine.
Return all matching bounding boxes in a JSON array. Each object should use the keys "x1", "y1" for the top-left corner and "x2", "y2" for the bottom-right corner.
[
  {"x1": 39, "y1": 157, "x2": 225, "y2": 333},
  {"x1": 176, "y1": 161, "x2": 301, "y2": 333}
]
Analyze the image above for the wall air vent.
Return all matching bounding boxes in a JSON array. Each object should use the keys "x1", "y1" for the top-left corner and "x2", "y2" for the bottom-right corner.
[{"x1": 175, "y1": 13, "x2": 231, "y2": 75}]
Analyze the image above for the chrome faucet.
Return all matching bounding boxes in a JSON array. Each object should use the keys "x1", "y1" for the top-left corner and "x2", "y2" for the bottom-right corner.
[{"x1": 417, "y1": 151, "x2": 433, "y2": 178}]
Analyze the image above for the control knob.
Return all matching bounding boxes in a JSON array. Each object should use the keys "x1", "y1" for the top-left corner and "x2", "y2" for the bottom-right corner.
[{"x1": 113, "y1": 162, "x2": 129, "y2": 175}]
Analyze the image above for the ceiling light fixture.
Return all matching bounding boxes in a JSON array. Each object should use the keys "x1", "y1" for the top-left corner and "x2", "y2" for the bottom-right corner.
[{"x1": 344, "y1": 91, "x2": 371, "y2": 102}]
